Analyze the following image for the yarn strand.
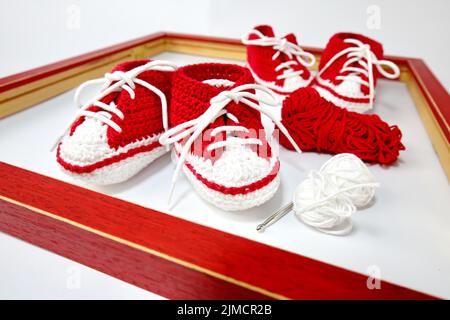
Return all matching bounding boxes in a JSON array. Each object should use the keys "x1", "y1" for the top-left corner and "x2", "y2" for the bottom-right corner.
[
  {"x1": 257, "y1": 153, "x2": 379, "y2": 235},
  {"x1": 279, "y1": 87, "x2": 405, "y2": 164}
]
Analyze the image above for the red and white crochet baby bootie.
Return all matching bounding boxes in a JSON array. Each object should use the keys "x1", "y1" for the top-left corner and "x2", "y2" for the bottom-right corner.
[
  {"x1": 242, "y1": 25, "x2": 316, "y2": 96},
  {"x1": 159, "y1": 63, "x2": 301, "y2": 211},
  {"x1": 54, "y1": 60, "x2": 177, "y2": 185},
  {"x1": 313, "y1": 33, "x2": 400, "y2": 113}
]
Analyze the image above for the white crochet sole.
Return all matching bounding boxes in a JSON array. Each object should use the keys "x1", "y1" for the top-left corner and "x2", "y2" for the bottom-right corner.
[
  {"x1": 59, "y1": 145, "x2": 167, "y2": 185},
  {"x1": 182, "y1": 164, "x2": 280, "y2": 211},
  {"x1": 314, "y1": 85, "x2": 371, "y2": 113}
]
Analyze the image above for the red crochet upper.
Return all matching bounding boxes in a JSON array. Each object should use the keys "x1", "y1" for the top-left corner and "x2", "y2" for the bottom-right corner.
[
  {"x1": 170, "y1": 63, "x2": 270, "y2": 160},
  {"x1": 245, "y1": 25, "x2": 311, "y2": 87},
  {"x1": 70, "y1": 60, "x2": 173, "y2": 149},
  {"x1": 318, "y1": 33, "x2": 384, "y2": 95},
  {"x1": 279, "y1": 87, "x2": 405, "y2": 164}
]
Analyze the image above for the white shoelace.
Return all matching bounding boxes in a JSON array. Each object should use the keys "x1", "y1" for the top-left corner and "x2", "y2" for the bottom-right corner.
[
  {"x1": 159, "y1": 83, "x2": 302, "y2": 204},
  {"x1": 51, "y1": 60, "x2": 177, "y2": 151},
  {"x1": 318, "y1": 38, "x2": 400, "y2": 107},
  {"x1": 242, "y1": 30, "x2": 316, "y2": 80}
]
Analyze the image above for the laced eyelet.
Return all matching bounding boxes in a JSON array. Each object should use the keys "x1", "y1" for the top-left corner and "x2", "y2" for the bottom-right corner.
[
  {"x1": 51, "y1": 60, "x2": 177, "y2": 152},
  {"x1": 242, "y1": 30, "x2": 316, "y2": 81},
  {"x1": 159, "y1": 83, "x2": 302, "y2": 206},
  {"x1": 318, "y1": 38, "x2": 400, "y2": 108}
]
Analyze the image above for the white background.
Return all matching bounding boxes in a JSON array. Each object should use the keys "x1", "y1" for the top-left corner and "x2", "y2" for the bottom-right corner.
[
  {"x1": 0, "y1": 0, "x2": 449, "y2": 300},
  {"x1": 0, "y1": 0, "x2": 449, "y2": 89}
]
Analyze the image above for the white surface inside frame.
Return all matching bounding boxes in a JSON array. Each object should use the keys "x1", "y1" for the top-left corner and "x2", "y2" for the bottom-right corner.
[{"x1": 0, "y1": 52, "x2": 449, "y2": 299}]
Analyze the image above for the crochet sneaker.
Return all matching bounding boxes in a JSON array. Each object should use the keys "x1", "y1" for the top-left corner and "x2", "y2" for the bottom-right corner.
[
  {"x1": 159, "y1": 63, "x2": 301, "y2": 211},
  {"x1": 242, "y1": 25, "x2": 316, "y2": 96},
  {"x1": 313, "y1": 33, "x2": 400, "y2": 113},
  {"x1": 54, "y1": 60, "x2": 177, "y2": 185}
]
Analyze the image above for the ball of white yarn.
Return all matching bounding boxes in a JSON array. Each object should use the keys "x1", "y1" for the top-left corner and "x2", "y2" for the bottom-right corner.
[
  {"x1": 320, "y1": 153, "x2": 377, "y2": 207},
  {"x1": 293, "y1": 153, "x2": 378, "y2": 235}
]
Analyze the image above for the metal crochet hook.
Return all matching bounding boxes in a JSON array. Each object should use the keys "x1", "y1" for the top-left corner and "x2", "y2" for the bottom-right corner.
[{"x1": 256, "y1": 202, "x2": 294, "y2": 232}]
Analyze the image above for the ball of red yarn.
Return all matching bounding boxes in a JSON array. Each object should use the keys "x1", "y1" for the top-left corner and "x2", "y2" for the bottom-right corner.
[{"x1": 279, "y1": 87, "x2": 405, "y2": 164}]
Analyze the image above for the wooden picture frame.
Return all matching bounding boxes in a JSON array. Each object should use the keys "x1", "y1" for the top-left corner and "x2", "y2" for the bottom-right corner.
[{"x1": 0, "y1": 32, "x2": 448, "y2": 299}]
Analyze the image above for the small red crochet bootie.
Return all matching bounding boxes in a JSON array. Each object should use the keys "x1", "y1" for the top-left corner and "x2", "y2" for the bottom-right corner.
[
  {"x1": 160, "y1": 63, "x2": 301, "y2": 211},
  {"x1": 242, "y1": 25, "x2": 316, "y2": 96},
  {"x1": 279, "y1": 87, "x2": 405, "y2": 164},
  {"x1": 313, "y1": 33, "x2": 400, "y2": 113},
  {"x1": 55, "y1": 60, "x2": 177, "y2": 184}
]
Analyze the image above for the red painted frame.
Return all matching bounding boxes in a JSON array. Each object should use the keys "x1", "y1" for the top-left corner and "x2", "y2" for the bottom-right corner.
[
  {"x1": 0, "y1": 32, "x2": 448, "y2": 299},
  {"x1": 0, "y1": 163, "x2": 434, "y2": 299}
]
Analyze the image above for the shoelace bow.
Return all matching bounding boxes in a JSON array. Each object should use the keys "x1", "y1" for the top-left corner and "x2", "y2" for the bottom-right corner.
[
  {"x1": 51, "y1": 60, "x2": 177, "y2": 151},
  {"x1": 318, "y1": 38, "x2": 400, "y2": 108},
  {"x1": 242, "y1": 30, "x2": 316, "y2": 80},
  {"x1": 159, "y1": 83, "x2": 303, "y2": 205}
]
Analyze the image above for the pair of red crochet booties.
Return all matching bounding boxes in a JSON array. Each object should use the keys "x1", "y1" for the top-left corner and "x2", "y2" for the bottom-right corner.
[
  {"x1": 243, "y1": 25, "x2": 405, "y2": 163},
  {"x1": 242, "y1": 25, "x2": 400, "y2": 113},
  {"x1": 55, "y1": 60, "x2": 300, "y2": 211}
]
